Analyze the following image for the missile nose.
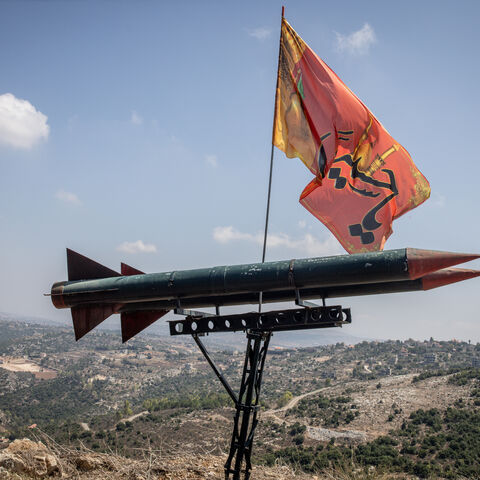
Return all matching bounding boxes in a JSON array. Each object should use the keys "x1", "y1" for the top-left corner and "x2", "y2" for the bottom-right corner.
[
  {"x1": 407, "y1": 249, "x2": 480, "y2": 280},
  {"x1": 421, "y1": 268, "x2": 480, "y2": 290}
]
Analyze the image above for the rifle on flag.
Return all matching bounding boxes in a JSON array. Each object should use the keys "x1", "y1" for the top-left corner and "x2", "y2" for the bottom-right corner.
[{"x1": 273, "y1": 17, "x2": 430, "y2": 253}]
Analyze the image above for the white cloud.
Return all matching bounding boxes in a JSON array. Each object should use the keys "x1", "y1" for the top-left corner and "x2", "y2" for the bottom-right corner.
[
  {"x1": 0, "y1": 93, "x2": 49, "y2": 149},
  {"x1": 213, "y1": 226, "x2": 342, "y2": 257},
  {"x1": 298, "y1": 220, "x2": 307, "y2": 229},
  {"x1": 131, "y1": 110, "x2": 143, "y2": 125},
  {"x1": 213, "y1": 226, "x2": 257, "y2": 244},
  {"x1": 335, "y1": 23, "x2": 376, "y2": 55},
  {"x1": 205, "y1": 154, "x2": 218, "y2": 167},
  {"x1": 247, "y1": 27, "x2": 272, "y2": 41},
  {"x1": 55, "y1": 189, "x2": 81, "y2": 206},
  {"x1": 116, "y1": 240, "x2": 157, "y2": 254},
  {"x1": 431, "y1": 192, "x2": 446, "y2": 208}
]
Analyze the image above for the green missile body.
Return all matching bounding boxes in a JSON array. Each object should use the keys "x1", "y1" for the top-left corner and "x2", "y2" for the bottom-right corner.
[
  {"x1": 50, "y1": 248, "x2": 479, "y2": 341},
  {"x1": 118, "y1": 267, "x2": 480, "y2": 313},
  {"x1": 52, "y1": 248, "x2": 478, "y2": 308}
]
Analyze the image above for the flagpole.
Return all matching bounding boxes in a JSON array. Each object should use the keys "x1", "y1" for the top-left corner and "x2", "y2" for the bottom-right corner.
[{"x1": 259, "y1": 6, "x2": 284, "y2": 313}]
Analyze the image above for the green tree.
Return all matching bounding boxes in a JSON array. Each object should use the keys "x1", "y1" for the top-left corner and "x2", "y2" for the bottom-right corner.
[
  {"x1": 277, "y1": 391, "x2": 293, "y2": 408},
  {"x1": 123, "y1": 399, "x2": 132, "y2": 416}
]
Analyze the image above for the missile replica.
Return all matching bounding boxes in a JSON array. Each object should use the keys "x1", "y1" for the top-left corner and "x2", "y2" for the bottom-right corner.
[
  {"x1": 50, "y1": 248, "x2": 480, "y2": 342},
  {"x1": 50, "y1": 246, "x2": 480, "y2": 480}
]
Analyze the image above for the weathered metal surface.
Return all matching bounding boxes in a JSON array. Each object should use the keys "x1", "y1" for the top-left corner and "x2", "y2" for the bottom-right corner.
[
  {"x1": 50, "y1": 249, "x2": 479, "y2": 342},
  {"x1": 67, "y1": 249, "x2": 120, "y2": 281},
  {"x1": 116, "y1": 268, "x2": 479, "y2": 313},
  {"x1": 168, "y1": 305, "x2": 350, "y2": 336},
  {"x1": 121, "y1": 310, "x2": 167, "y2": 343},
  {"x1": 421, "y1": 267, "x2": 480, "y2": 290},
  {"x1": 121, "y1": 262, "x2": 144, "y2": 276},
  {"x1": 192, "y1": 335, "x2": 238, "y2": 404},
  {"x1": 406, "y1": 248, "x2": 479, "y2": 281},
  {"x1": 52, "y1": 248, "x2": 479, "y2": 310},
  {"x1": 71, "y1": 304, "x2": 122, "y2": 341},
  {"x1": 224, "y1": 331, "x2": 270, "y2": 479}
]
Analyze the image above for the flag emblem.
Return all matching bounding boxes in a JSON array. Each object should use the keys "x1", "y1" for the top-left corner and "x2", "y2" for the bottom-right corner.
[{"x1": 273, "y1": 18, "x2": 430, "y2": 253}]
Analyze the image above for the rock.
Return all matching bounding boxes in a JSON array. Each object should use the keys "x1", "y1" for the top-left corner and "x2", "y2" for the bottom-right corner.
[
  {"x1": 33, "y1": 453, "x2": 61, "y2": 476},
  {"x1": 0, "y1": 452, "x2": 26, "y2": 473},
  {"x1": 1, "y1": 439, "x2": 61, "y2": 477},
  {"x1": 0, "y1": 465, "x2": 23, "y2": 479},
  {"x1": 74, "y1": 454, "x2": 105, "y2": 471},
  {"x1": 45, "y1": 453, "x2": 60, "y2": 475},
  {"x1": 6, "y1": 438, "x2": 45, "y2": 454}
]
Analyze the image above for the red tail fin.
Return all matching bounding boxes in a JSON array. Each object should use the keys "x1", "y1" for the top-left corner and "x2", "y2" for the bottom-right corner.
[
  {"x1": 72, "y1": 304, "x2": 122, "y2": 341},
  {"x1": 121, "y1": 310, "x2": 168, "y2": 343},
  {"x1": 121, "y1": 263, "x2": 144, "y2": 276},
  {"x1": 67, "y1": 249, "x2": 120, "y2": 281}
]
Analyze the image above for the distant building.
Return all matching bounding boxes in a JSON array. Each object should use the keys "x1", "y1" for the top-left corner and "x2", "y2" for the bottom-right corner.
[
  {"x1": 472, "y1": 357, "x2": 480, "y2": 368},
  {"x1": 183, "y1": 363, "x2": 196, "y2": 373},
  {"x1": 424, "y1": 353, "x2": 437, "y2": 364},
  {"x1": 377, "y1": 367, "x2": 392, "y2": 376}
]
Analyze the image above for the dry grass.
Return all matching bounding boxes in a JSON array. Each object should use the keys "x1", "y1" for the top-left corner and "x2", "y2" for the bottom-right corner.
[{"x1": 0, "y1": 430, "x2": 426, "y2": 480}]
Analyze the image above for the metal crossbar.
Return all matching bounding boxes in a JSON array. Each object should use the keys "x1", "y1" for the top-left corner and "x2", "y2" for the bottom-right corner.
[{"x1": 169, "y1": 305, "x2": 351, "y2": 336}]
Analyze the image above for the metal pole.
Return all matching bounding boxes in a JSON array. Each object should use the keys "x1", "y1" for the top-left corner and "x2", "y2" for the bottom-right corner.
[
  {"x1": 192, "y1": 334, "x2": 238, "y2": 405},
  {"x1": 259, "y1": 6, "x2": 284, "y2": 313},
  {"x1": 224, "y1": 331, "x2": 271, "y2": 479}
]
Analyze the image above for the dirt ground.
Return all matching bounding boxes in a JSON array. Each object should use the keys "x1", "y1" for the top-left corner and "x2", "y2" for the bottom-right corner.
[
  {"x1": 264, "y1": 373, "x2": 470, "y2": 442},
  {"x1": 0, "y1": 357, "x2": 57, "y2": 379}
]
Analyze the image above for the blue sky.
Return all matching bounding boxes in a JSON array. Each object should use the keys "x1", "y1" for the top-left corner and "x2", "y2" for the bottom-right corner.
[{"x1": 1, "y1": 0, "x2": 479, "y2": 342}]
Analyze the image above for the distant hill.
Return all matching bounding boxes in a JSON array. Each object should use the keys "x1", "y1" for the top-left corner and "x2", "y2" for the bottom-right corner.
[
  {"x1": 0, "y1": 311, "x2": 368, "y2": 347},
  {"x1": 0, "y1": 311, "x2": 66, "y2": 328}
]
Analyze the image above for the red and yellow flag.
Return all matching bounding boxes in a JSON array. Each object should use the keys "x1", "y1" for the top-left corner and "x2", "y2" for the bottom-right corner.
[{"x1": 273, "y1": 18, "x2": 430, "y2": 253}]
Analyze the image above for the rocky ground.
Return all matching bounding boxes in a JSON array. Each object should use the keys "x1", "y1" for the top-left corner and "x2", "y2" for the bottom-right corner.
[
  {"x1": 0, "y1": 437, "x2": 416, "y2": 480},
  {"x1": 0, "y1": 437, "x2": 304, "y2": 480}
]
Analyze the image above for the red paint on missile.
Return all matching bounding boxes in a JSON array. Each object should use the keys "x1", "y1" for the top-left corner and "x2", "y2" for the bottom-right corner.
[
  {"x1": 67, "y1": 249, "x2": 120, "y2": 281},
  {"x1": 71, "y1": 304, "x2": 123, "y2": 341},
  {"x1": 121, "y1": 310, "x2": 168, "y2": 343},
  {"x1": 121, "y1": 263, "x2": 144, "y2": 276},
  {"x1": 407, "y1": 249, "x2": 480, "y2": 280},
  {"x1": 421, "y1": 268, "x2": 480, "y2": 291},
  {"x1": 50, "y1": 282, "x2": 66, "y2": 309}
]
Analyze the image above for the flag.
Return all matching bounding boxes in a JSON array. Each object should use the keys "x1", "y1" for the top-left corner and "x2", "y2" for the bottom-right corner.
[{"x1": 273, "y1": 18, "x2": 430, "y2": 253}]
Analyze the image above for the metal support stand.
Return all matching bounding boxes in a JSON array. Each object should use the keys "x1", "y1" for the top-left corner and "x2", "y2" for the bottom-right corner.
[
  {"x1": 183, "y1": 304, "x2": 350, "y2": 479},
  {"x1": 191, "y1": 330, "x2": 271, "y2": 480},
  {"x1": 224, "y1": 331, "x2": 271, "y2": 480}
]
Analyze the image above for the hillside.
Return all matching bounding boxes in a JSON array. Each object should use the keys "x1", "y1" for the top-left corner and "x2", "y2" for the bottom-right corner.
[{"x1": 1, "y1": 318, "x2": 480, "y2": 478}]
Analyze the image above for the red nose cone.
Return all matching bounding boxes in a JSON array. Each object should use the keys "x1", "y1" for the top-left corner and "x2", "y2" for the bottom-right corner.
[
  {"x1": 421, "y1": 268, "x2": 480, "y2": 290},
  {"x1": 407, "y1": 249, "x2": 480, "y2": 280}
]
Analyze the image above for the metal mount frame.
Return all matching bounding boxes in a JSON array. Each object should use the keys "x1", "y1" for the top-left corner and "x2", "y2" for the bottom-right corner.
[
  {"x1": 171, "y1": 302, "x2": 351, "y2": 480},
  {"x1": 224, "y1": 330, "x2": 270, "y2": 480},
  {"x1": 169, "y1": 305, "x2": 351, "y2": 336}
]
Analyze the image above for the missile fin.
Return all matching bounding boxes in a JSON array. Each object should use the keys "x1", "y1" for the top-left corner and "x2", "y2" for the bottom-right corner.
[
  {"x1": 67, "y1": 249, "x2": 120, "y2": 281},
  {"x1": 121, "y1": 263, "x2": 144, "y2": 276},
  {"x1": 407, "y1": 249, "x2": 480, "y2": 280},
  {"x1": 121, "y1": 310, "x2": 168, "y2": 343},
  {"x1": 71, "y1": 304, "x2": 122, "y2": 341},
  {"x1": 421, "y1": 268, "x2": 480, "y2": 291}
]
